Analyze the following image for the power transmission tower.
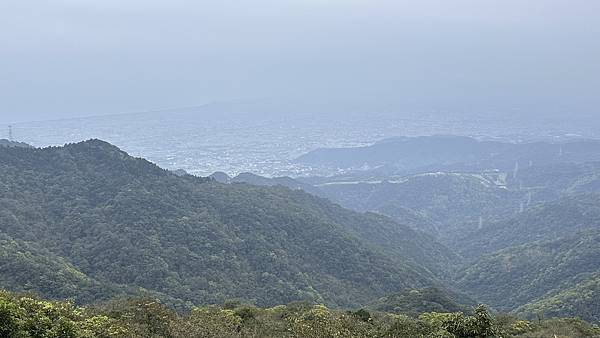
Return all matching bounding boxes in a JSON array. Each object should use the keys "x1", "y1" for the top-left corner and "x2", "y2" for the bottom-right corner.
[{"x1": 8, "y1": 125, "x2": 13, "y2": 141}]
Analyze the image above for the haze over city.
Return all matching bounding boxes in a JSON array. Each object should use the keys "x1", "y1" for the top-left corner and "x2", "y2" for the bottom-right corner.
[{"x1": 2, "y1": 0, "x2": 599, "y2": 123}]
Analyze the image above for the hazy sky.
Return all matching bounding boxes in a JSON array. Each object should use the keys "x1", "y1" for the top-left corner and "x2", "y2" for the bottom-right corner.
[{"x1": 1, "y1": 0, "x2": 599, "y2": 123}]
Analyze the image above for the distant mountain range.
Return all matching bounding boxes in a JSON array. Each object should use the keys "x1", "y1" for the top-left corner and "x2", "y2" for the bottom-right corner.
[
  {"x1": 208, "y1": 135, "x2": 600, "y2": 321},
  {"x1": 211, "y1": 171, "x2": 325, "y2": 198},
  {"x1": 302, "y1": 171, "x2": 522, "y2": 242},
  {"x1": 295, "y1": 135, "x2": 600, "y2": 175}
]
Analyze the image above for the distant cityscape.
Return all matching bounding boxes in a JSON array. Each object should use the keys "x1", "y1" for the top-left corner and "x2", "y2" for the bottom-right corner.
[{"x1": 3, "y1": 110, "x2": 598, "y2": 177}]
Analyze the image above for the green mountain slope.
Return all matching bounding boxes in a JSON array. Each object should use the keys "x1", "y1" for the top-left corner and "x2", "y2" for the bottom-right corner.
[
  {"x1": 372, "y1": 204, "x2": 440, "y2": 238},
  {"x1": 231, "y1": 172, "x2": 326, "y2": 198},
  {"x1": 313, "y1": 172, "x2": 522, "y2": 242},
  {"x1": 0, "y1": 232, "x2": 115, "y2": 303},
  {"x1": 368, "y1": 287, "x2": 477, "y2": 316},
  {"x1": 458, "y1": 194, "x2": 600, "y2": 258},
  {"x1": 508, "y1": 162, "x2": 600, "y2": 196},
  {"x1": 225, "y1": 172, "x2": 448, "y2": 249},
  {"x1": 0, "y1": 140, "x2": 456, "y2": 308},
  {"x1": 456, "y1": 230, "x2": 600, "y2": 313},
  {"x1": 515, "y1": 272, "x2": 600, "y2": 323}
]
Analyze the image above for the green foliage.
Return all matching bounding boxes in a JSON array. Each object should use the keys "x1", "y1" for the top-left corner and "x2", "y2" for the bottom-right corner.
[
  {"x1": 369, "y1": 287, "x2": 476, "y2": 316},
  {"x1": 459, "y1": 193, "x2": 600, "y2": 258},
  {"x1": 0, "y1": 290, "x2": 116, "y2": 338},
  {"x1": 526, "y1": 318, "x2": 600, "y2": 338},
  {"x1": 419, "y1": 305, "x2": 497, "y2": 338},
  {"x1": 0, "y1": 233, "x2": 117, "y2": 304},
  {"x1": 3, "y1": 290, "x2": 600, "y2": 337},
  {"x1": 382, "y1": 315, "x2": 440, "y2": 337},
  {"x1": 349, "y1": 308, "x2": 372, "y2": 323},
  {"x1": 514, "y1": 272, "x2": 600, "y2": 323},
  {"x1": 454, "y1": 193, "x2": 600, "y2": 322},
  {"x1": 3, "y1": 139, "x2": 600, "y2": 327},
  {"x1": 316, "y1": 171, "x2": 522, "y2": 243},
  {"x1": 171, "y1": 307, "x2": 242, "y2": 338},
  {"x1": 457, "y1": 229, "x2": 600, "y2": 317},
  {"x1": 92, "y1": 298, "x2": 176, "y2": 337},
  {"x1": 0, "y1": 140, "x2": 455, "y2": 309}
]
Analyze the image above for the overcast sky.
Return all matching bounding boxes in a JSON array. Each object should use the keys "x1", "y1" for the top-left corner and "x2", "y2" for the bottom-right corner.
[{"x1": 1, "y1": 0, "x2": 599, "y2": 123}]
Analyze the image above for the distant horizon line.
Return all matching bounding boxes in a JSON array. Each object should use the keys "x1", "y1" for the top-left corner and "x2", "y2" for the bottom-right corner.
[{"x1": 1, "y1": 99, "x2": 597, "y2": 126}]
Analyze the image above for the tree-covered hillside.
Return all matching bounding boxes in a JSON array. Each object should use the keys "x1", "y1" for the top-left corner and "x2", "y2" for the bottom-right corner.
[
  {"x1": 457, "y1": 229, "x2": 600, "y2": 318},
  {"x1": 231, "y1": 172, "x2": 326, "y2": 198},
  {"x1": 515, "y1": 272, "x2": 600, "y2": 323},
  {"x1": 368, "y1": 287, "x2": 477, "y2": 316},
  {"x1": 458, "y1": 194, "x2": 600, "y2": 258},
  {"x1": 0, "y1": 232, "x2": 117, "y2": 303},
  {"x1": 0, "y1": 140, "x2": 456, "y2": 308},
  {"x1": 312, "y1": 172, "x2": 522, "y2": 242},
  {"x1": 3, "y1": 138, "x2": 600, "y2": 324},
  {"x1": 505, "y1": 162, "x2": 600, "y2": 201}
]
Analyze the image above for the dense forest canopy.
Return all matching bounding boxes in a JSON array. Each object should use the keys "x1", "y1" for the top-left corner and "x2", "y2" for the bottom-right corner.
[
  {"x1": 2, "y1": 138, "x2": 600, "y2": 336},
  {"x1": 0, "y1": 140, "x2": 455, "y2": 309}
]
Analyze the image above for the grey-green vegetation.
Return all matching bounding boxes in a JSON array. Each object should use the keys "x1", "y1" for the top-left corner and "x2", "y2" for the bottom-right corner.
[
  {"x1": 0, "y1": 140, "x2": 455, "y2": 309},
  {"x1": 2, "y1": 138, "x2": 600, "y2": 336}
]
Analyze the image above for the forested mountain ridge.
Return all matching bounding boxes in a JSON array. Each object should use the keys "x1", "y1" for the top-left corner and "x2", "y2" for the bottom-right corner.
[
  {"x1": 230, "y1": 172, "x2": 326, "y2": 198},
  {"x1": 506, "y1": 161, "x2": 600, "y2": 198},
  {"x1": 368, "y1": 287, "x2": 477, "y2": 316},
  {"x1": 308, "y1": 172, "x2": 522, "y2": 242},
  {"x1": 287, "y1": 160, "x2": 600, "y2": 262},
  {"x1": 0, "y1": 140, "x2": 457, "y2": 308},
  {"x1": 295, "y1": 135, "x2": 600, "y2": 174},
  {"x1": 222, "y1": 149, "x2": 600, "y2": 251},
  {"x1": 457, "y1": 193, "x2": 600, "y2": 258},
  {"x1": 457, "y1": 229, "x2": 600, "y2": 321},
  {"x1": 514, "y1": 272, "x2": 600, "y2": 323},
  {"x1": 0, "y1": 232, "x2": 118, "y2": 302},
  {"x1": 2, "y1": 138, "x2": 600, "y2": 325},
  {"x1": 211, "y1": 171, "x2": 458, "y2": 271}
]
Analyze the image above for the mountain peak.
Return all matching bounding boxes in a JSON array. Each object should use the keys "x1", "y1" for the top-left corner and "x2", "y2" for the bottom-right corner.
[{"x1": 65, "y1": 138, "x2": 124, "y2": 153}]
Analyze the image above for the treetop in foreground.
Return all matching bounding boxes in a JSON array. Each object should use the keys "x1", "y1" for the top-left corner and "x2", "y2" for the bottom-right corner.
[{"x1": 1, "y1": 290, "x2": 599, "y2": 338}]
